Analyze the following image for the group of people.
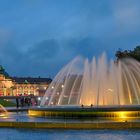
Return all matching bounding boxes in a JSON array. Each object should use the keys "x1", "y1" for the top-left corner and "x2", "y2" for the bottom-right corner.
[
  {"x1": 16, "y1": 96, "x2": 37, "y2": 108},
  {"x1": 20, "y1": 97, "x2": 31, "y2": 107}
]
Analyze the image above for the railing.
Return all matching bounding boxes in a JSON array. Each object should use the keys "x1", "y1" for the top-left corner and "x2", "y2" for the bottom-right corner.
[{"x1": 0, "y1": 96, "x2": 39, "y2": 99}]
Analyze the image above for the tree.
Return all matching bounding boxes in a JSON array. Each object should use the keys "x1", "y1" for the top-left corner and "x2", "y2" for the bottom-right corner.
[
  {"x1": 129, "y1": 46, "x2": 140, "y2": 61},
  {"x1": 115, "y1": 46, "x2": 140, "y2": 62}
]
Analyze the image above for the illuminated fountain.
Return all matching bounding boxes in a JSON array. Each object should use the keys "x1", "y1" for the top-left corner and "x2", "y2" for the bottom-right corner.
[
  {"x1": 0, "y1": 104, "x2": 8, "y2": 117},
  {"x1": 41, "y1": 53, "x2": 140, "y2": 106},
  {"x1": 29, "y1": 54, "x2": 140, "y2": 118}
]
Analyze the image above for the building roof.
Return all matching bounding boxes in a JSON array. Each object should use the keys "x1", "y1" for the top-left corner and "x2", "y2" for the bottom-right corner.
[{"x1": 11, "y1": 77, "x2": 52, "y2": 84}]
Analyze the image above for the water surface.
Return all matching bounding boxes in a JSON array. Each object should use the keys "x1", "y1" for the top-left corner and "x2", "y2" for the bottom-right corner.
[{"x1": 0, "y1": 128, "x2": 140, "y2": 140}]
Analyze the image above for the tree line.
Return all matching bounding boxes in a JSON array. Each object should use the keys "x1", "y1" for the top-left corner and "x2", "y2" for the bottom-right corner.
[{"x1": 115, "y1": 46, "x2": 140, "y2": 62}]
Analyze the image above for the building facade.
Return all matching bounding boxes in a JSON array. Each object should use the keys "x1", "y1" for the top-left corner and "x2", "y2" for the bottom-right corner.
[
  {"x1": 12, "y1": 77, "x2": 52, "y2": 96},
  {"x1": 0, "y1": 66, "x2": 52, "y2": 96},
  {"x1": 0, "y1": 66, "x2": 14, "y2": 96}
]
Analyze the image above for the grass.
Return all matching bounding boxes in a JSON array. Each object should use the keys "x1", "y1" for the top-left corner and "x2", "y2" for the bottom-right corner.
[{"x1": 0, "y1": 99, "x2": 16, "y2": 107}]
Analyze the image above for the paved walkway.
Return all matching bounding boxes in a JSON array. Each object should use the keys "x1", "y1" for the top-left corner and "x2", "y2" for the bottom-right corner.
[{"x1": 5, "y1": 107, "x2": 31, "y2": 112}]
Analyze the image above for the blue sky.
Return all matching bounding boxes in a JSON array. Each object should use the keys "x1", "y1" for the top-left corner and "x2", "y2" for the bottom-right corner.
[{"x1": 0, "y1": 0, "x2": 140, "y2": 77}]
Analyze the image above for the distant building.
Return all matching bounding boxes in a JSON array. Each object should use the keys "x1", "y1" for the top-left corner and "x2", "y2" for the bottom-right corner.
[
  {"x1": 12, "y1": 77, "x2": 52, "y2": 96},
  {"x1": 0, "y1": 65, "x2": 13, "y2": 96},
  {"x1": 0, "y1": 65, "x2": 52, "y2": 96}
]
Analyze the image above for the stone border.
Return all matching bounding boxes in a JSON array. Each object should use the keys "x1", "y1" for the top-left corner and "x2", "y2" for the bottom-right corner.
[
  {"x1": 28, "y1": 109, "x2": 140, "y2": 118},
  {"x1": 0, "y1": 121, "x2": 140, "y2": 129}
]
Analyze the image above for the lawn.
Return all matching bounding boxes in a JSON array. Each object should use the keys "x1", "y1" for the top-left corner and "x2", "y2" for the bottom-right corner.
[{"x1": 0, "y1": 99, "x2": 16, "y2": 107}]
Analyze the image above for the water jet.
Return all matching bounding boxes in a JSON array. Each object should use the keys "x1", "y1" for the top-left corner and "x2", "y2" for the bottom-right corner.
[{"x1": 29, "y1": 54, "x2": 140, "y2": 119}]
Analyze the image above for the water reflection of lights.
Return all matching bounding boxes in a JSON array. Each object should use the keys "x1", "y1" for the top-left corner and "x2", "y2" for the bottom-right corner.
[{"x1": 0, "y1": 113, "x2": 9, "y2": 118}]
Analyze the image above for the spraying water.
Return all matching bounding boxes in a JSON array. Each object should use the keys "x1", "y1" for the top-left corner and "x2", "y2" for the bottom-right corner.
[{"x1": 41, "y1": 54, "x2": 140, "y2": 106}]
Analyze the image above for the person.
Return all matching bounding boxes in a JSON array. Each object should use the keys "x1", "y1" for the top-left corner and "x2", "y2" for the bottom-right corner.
[
  {"x1": 27, "y1": 97, "x2": 31, "y2": 106},
  {"x1": 31, "y1": 98, "x2": 36, "y2": 106},
  {"x1": 20, "y1": 97, "x2": 24, "y2": 107},
  {"x1": 24, "y1": 98, "x2": 28, "y2": 106},
  {"x1": 25, "y1": 97, "x2": 31, "y2": 106},
  {"x1": 16, "y1": 98, "x2": 19, "y2": 109}
]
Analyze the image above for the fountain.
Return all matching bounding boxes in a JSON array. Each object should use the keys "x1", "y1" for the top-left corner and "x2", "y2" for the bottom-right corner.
[
  {"x1": 0, "y1": 104, "x2": 8, "y2": 117},
  {"x1": 29, "y1": 54, "x2": 140, "y2": 118}
]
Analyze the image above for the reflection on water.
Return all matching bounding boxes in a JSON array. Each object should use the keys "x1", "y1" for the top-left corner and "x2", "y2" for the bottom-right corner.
[
  {"x1": 1, "y1": 112, "x2": 140, "y2": 123},
  {"x1": 0, "y1": 128, "x2": 140, "y2": 140},
  {"x1": 0, "y1": 113, "x2": 140, "y2": 140}
]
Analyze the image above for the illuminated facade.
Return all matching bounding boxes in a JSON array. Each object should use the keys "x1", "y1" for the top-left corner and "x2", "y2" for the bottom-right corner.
[
  {"x1": 0, "y1": 66, "x2": 13, "y2": 96},
  {"x1": 12, "y1": 77, "x2": 52, "y2": 96},
  {"x1": 0, "y1": 66, "x2": 52, "y2": 96}
]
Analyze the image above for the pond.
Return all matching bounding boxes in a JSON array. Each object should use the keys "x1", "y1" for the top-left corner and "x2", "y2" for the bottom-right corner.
[{"x1": 0, "y1": 128, "x2": 140, "y2": 140}]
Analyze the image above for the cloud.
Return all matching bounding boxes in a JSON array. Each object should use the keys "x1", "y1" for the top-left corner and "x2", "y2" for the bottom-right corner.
[
  {"x1": 27, "y1": 39, "x2": 60, "y2": 62},
  {"x1": 61, "y1": 37, "x2": 104, "y2": 59},
  {"x1": 0, "y1": 28, "x2": 12, "y2": 46},
  {"x1": 0, "y1": 0, "x2": 140, "y2": 77},
  {"x1": 112, "y1": 0, "x2": 140, "y2": 32}
]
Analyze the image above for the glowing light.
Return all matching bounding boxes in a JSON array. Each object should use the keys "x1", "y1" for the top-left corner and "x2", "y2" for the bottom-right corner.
[
  {"x1": 63, "y1": 95, "x2": 68, "y2": 98},
  {"x1": 107, "y1": 88, "x2": 113, "y2": 92},
  {"x1": 51, "y1": 86, "x2": 54, "y2": 89},
  {"x1": 28, "y1": 110, "x2": 40, "y2": 116},
  {"x1": 116, "y1": 111, "x2": 129, "y2": 119},
  {"x1": 57, "y1": 92, "x2": 59, "y2": 95},
  {"x1": 46, "y1": 97, "x2": 49, "y2": 100},
  {"x1": 38, "y1": 97, "x2": 41, "y2": 101},
  {"x1": 61, "y1": 85, "x2": 64, "y2": 88},
  {"x1": 119, "y1": 112, "x2": 127, "y2": 118},
  {"x1": 0, "y1": 112, "x2": 9, "y2": 118}
]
